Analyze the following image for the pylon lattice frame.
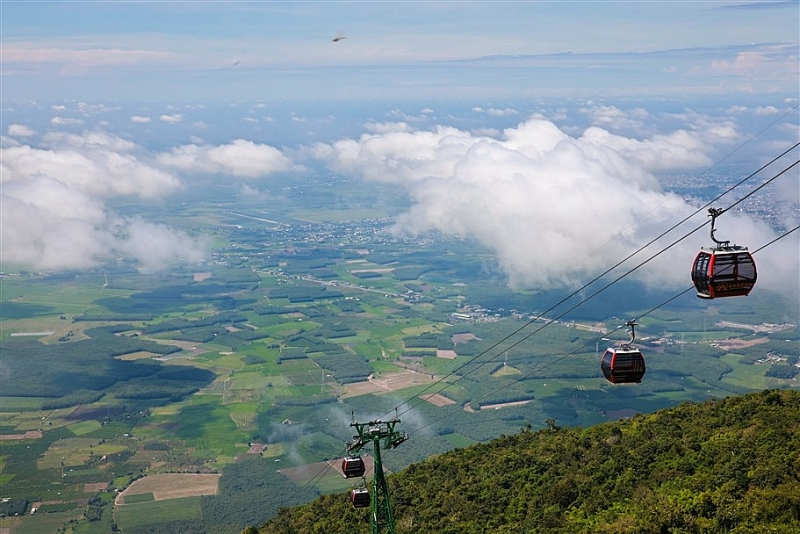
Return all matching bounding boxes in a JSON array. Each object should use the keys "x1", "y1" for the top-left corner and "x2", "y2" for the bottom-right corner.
[{"x1": 347, "y1": 416, "x2": 408, "y2": 534}]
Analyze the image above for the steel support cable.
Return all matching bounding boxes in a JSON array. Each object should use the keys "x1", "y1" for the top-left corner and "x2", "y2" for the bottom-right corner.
[
  {"x1": 568, "y1": 107, "x2": 800, "y2": 273},
  {"x1": 279, "y1": 444, "x2": 351, "y2": 508},
  {"x1": 275, "y1": 220, "x2": 800, "y2": 511},
  {"x1": 389, "y1": 156, "x2": 799, "y2": 419},
  {"x1": 272, "y1": 117, "x2": 800, "y2": 517},
  {"x1": 394, "y1": 158, "x2": 798, "y2": 420},
  {"x1": 406, "y1": 223, "x2": 800, "y2": 435}
]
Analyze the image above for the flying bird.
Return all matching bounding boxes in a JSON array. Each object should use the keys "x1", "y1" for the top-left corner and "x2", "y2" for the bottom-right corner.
[{"x1": 332, "y1": 32, "x2": 347, "y2": 42}]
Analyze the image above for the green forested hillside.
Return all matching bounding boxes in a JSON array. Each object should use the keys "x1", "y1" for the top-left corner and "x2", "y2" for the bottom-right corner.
[{"x1": 257, "y1": 389, "x2": 800, "y2": 534}]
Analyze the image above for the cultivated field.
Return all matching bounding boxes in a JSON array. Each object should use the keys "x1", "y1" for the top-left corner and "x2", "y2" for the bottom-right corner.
[
  {"x1": 116, "y1": 473, "x2": 221, "y2": 504},
  {"x1": 341, "y1": 370, "x2": 437, "y2": 398},
  {"x1": 419, "y1": 393, "x2": 456, "y2": 407}
]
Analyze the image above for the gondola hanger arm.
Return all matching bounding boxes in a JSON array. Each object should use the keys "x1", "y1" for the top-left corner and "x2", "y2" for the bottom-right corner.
[
  {"x1": 708, "y1": 207, "x2": 730, "y2": 247},
  {"x1": 625, "y1": 320, "x2": 637, "y2": 347}
]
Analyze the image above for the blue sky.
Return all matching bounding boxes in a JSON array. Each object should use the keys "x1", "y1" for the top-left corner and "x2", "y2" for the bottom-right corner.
[{"x1": 2, "y1": 1, "x2": 798, "y2": 102}]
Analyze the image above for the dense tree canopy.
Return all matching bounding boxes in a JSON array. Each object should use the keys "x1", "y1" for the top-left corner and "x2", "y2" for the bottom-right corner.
[{"x1": 257, "y1": 389, "x2": 800, "y2": 533}]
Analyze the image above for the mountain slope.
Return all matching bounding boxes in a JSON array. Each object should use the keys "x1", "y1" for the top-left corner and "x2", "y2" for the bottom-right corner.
[{"x1": 258, "y1": 389, "x2": 800, "y2": 533}]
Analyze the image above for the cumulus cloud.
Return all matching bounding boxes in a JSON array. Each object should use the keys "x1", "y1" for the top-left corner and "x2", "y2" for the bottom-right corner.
[
  {"x1": 131, "y1": 115, "x2": 152, "y2": 123},
  {"x1": 580, "y1": 104, "x2": 650, "y2": 132},
  {"x1": 754, "y1": 106, "x2": 781, "y2": 115},
  {"x1": 315, "y1": 117, "x2": 794, "y2": 292},
  {"x1": 160, "y1": 114, "x2": 183, "y2": 123},
  {"x1": 580, "y1": 128, "x2": 714, "y2": 172},
  {"x1": 157, "y1": 139, "x2": 295, "y2": 178},
  {"x1": 8, "y1": 124, "x2": 37, "y2": 137},
  {"x1": 709, "y1": 48, "x2": 798, "y2": 81},
  {"x1": 114, "y1": 217, "x2": 207, "y2": 271},
  {"x1": 473, "y1": 106, "x2": 519, "y2": 116},
  {"x1": 0, "y1": 131, "x2": 206, "y2": 271},
  {"x1": 3, "y1": 135, "x2": 180, "y2": 198},
  {"x1": 51, "y1": 116, "x2": 84, "y2": 126}
]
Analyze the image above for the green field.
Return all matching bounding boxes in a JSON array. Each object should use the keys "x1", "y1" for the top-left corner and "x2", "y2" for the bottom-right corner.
[
  {"x1": 114, "y1": 496, "x2": 202, "y2": 528},
  {"x1": 3, "y1": 510, "x2": 84, "y2": 534}
]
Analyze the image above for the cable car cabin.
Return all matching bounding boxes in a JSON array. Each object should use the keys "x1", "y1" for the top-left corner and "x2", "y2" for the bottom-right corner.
[
  {"x1": 600, "y1": 347, "x2": 645, "y2": 384},
  {"x1": 341, "y1": 456, "x2": 365, "y2": 479},
  {"x1": 351, "y1": 487, "x2": 370, "y2": 508},
  {"x1": 691, "y1": 248, "x2": 757, "y2": 299}
]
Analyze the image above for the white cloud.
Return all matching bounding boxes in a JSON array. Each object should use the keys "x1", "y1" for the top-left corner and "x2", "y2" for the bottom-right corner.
[
  {"x1": 51, "y1": 116, "x2": 84, "y2": 126},
  {"x1": 42, "y1": 130, "x2": 137, "y2": 152},
  {"x1": 3, "y1": 138, "x2": 179, "y2": 198},
  {"x1": 0, "y1": 131, "x2": 205, "y2": 271},
  {"x1": 365, "y1": 122, "x2": 413, "y2": 134},
  {"x1": 473, "y1": 106, "x2": 518, "y2": 117},
  {"x1": 709, "y1": 48, "x2": 798, "y2": 81},
  {"x1": 315, "y1": 116, "x2": 791, "y2": 291},
  {"x1": 131, "y1": 115, "x2": 152, "y2": 123},
  {"x1": 77, "y1": 102, "x2": 119, "y2": 114},
  {"x1": 711, "y1": 51, "x2": 767, "y2": 75},
  {"x1": 3, "y1": 46, "x2": 173, "y2": 76},
  {"x1": 7, "y1": 124, "x2": 37, "y2": 137},
  {"x1": 114, "y1": 217, "x2": 207, "y2": 271},
  {"x1": 157, "y1": 139, "x2": 295, "y2": 178},
  {"x1": 160, "y1": 114, "x2": 183, "y2": 123},
  {"x1": 580, "y1": 128, "x2": 714, "y2": 172},
  {"x1": 387, "y1": 108, "x2": 430, "y2": 123},
  {"x1": 580, "y1": 104, "x2": 650, "y2": 132},
  {"x1": 754, "y1": 106, "x2": 780, "y2": 115}
]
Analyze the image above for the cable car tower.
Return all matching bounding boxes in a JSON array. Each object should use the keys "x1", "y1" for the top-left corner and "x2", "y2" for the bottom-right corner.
[{"x1": 345, "y1": 414, "x2": 408, "y2": 534}]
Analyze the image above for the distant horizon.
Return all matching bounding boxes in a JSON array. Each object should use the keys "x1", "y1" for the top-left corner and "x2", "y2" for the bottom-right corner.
[{"x1": 2, "y1": 1, "x2": 798, "y2": 102}]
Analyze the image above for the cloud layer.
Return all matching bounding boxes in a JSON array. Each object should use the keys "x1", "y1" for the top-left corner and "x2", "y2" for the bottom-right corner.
[
  {"x1": 157, "y1": 139, "x2": 295, "y2": 178},
  {"x1": 1, "y1": 132, "x2": 203, "y2": 270},
  {"x1": 313, "y1": 116, "x2": 797, "y2": 292}
]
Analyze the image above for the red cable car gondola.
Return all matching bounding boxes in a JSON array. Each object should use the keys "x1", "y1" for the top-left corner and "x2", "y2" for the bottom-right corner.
[
  {"x1": 341, "y1": 456, "x2": 366, "y2": 478},
  {"x1": 691, "y1": 208, "x2": 757, "y2": 299},
  {"x1": 600, "y1": 321, "x2": 645, "y2": 384},
  {"x1": 351, "y1": 487, "x2": 370, "y2": 508}
]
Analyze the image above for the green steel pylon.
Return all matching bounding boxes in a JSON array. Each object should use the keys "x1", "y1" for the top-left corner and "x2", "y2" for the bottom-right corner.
[{"x1": 347, "y1": 415, "x2": 408, "y2": 534}]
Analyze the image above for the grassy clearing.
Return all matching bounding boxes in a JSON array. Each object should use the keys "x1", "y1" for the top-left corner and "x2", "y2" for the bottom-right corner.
[
  {"x1": 492, "y1": 364, "x2": 522, "y2": 377},
  {"x1": 0, "y1": 397, "x2": 49, "y2": 411},
  {"x1": 445, "y1": 433, "x2": 478, "y2": 448},
  {"x1": 114, "y1": 495, "x2": 203, "y2": 528},
  {"x1": 230, "y1": 411, "x2": 258, "y2": 431},
  {"x1": 115, "y1": 350, "x2": 158, "y2": 360},
  {"x1": 38, "y1": 437, "x2": 100, "y2": 468},
  {"x1": 67, "y1": 420, "x2": 102, "y2": 436},
  {"x1": 6, "y1": 509, "x2": 83, "y2": 534},
  {"x1": 260, "y1": 443, "x2": 284, "y2": 458},
  {"x1": 64, "y1": 467, "x2": 103, "y2": 479},
  {"x1": 312, "y1": 471, "x2": 353, "y2": 493},
  {"x1": 10, "y1": 408, "x2": 74, "y2": 431},
  {"x1": 230, "y1": 370, "x2": 272, "y2": 390},
  {"x1": 169, "y1": 396, "x2": 249, "y2": 455},
  {"x1": 720, "y1": 353, "x2": 769, "y2": 389},
  {"x1": 124, "y1": 492, "x2": 155, "y2": 503}
]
